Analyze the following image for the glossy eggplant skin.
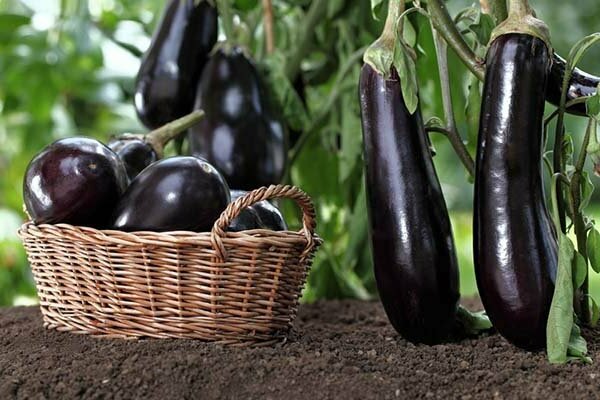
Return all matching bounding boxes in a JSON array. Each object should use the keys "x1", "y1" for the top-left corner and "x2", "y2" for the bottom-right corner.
[
  {"x1": 546, "y1": 54, "x2": 599, "y2": 116},
  {"x1": 189, "y1": 47, "x2": 288, "y2": 190},
  {"x1": 475, "y1": 34, "x2": 557, "y2": 350},
  {"x1": 228, "y1": 190, "x2": 287, "y2": 232},
  {"x1": 134, "y1": 0, "x2": 217, "y2": 129},
  {"x1": 108, "y1": 138, "x2": 158, "y2": 180},
  {"x1": 359, "y1": 64, "x2": 460, "y2": 345},
  {"x1": 111, "y1": 157, "x2": 230, "y2": 232},
  {"x1": 23, "y1": 138, "x2": 128, "y2": 228}
]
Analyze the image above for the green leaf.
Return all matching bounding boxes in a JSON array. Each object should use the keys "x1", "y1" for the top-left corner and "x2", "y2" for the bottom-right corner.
[
  {"x1": 578, "y1": 171, "x2": 594, "y2": 213},
  {"x1": 371, "y1": 0, "x2": 387, "y2": 20},
  {"x1": 465, "y1": 74, "x2": 481, "y2": 157},
  {"x1": 587, "y1": 227, "x2": 600, "y2": 273},
  {"x1": 586, "y1": 89, "x2": 600, "y2": 120},
  {"x1": 567, "y1": 33, "x2": 600, "y2": 73},
  {"x1": 562, "y1": 134, "x2": 574, "y2": 166},
  {"x1": 327, "y1": 0, "x2": 346, "y2": 18},
  {"x1": 567, "y1": 323, "x2": 591, "y2": 363},
  {"x1": 547, "y1": 233, "x2": 575, "y2": 364},
  {"x1": 469, "y1": 13, "x2": 495, "y2": 46},
  {"x1": 0, "y1": 14, "x2": 30, "y2": 40},
  {"x1": 262, "y1": 54, "x2": 309, "y2": 132},
  {"x1": 233, "y1": 0, "x2": 259, "y2": 11},
  {"x1": 393, "y1": 39, "x2": 418, "y2": 115},
  {"x1": 572, "y1": 250, "x2": 587, "y2": 289},
  {"x1": 456, "y1": 306, "x2": 493, "y2": 336},
  {"x1": 591, "y1": 296, "x2": 600, "y2": 327}
]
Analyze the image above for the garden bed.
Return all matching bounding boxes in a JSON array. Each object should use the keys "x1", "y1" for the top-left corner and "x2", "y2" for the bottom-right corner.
[{"x1": 0, "y1": 299, "x2": 598, "y2": 399}]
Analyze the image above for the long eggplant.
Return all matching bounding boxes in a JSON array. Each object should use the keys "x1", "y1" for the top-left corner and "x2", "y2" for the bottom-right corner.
[
  {"x1": 546, "y1": 54, "x2": 600, "y2": 116},
  {"x1": 189, "y1": 47, "x2": 288, "y2": 190},
  {"x1": 475, "y1": 33, "x2": 557, "y2": 350},
  {"x1": 134, "y1": 0, "x2": 218, "y2": 129},
  {"x1": 359, "y1": 64, "x2": 460, "y2": 345}
]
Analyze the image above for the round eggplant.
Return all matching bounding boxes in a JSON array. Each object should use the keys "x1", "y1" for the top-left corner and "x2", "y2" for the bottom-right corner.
[
  {"x1": 228, "y1": 190, "x2": 287, "y2": 232},
  {"x1": 111, "y1": 157, "x2": 230, "y2": 232},
  {"x1": 23, "y1": 137, "x2": 128, "y2": 228},
  {"x1": 108, "y1": 137, "x2": 158, "y2": 180}
]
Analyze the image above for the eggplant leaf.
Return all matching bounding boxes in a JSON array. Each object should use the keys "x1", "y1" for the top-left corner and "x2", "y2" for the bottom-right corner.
[
  {"x1": 587, "y1": 227, "x2": 600, "y2": 273},
  {"x1": 591, "y1": 296, "x2": 600, "y2": 327},
  {"x1": 393, "y1": 38, "x2": 418, "y2": 115},
  {"x1": 586, "y1": 90, "x2": 600, "y2": 120},
  {"x1": 465, "y1": 74, "x2": 481, "y2": 157},
  {"x1": 567, "y1": 33, "x2": 600, "y2": 73},
  {"x1": 572, "y1": 250, "x2": 587, "y2": 289},
  {"x1": 578, "y1": 171, "x2": 594, "y2": 213},
  {"x1": 371, "y1": 0, "x2": 387, "y2": 20},
  {"x1": 567, "y1": 324, "x2": 591, "y2": 364},
  {"x1": 456, "y1": 306, "x2": 493, "y2": 336},
  {"x1": 547, "y1": 233, "x2": 575, "y2": 364}
]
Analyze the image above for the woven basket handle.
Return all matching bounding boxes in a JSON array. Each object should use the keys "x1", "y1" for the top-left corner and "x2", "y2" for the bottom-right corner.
[{"x1": 210, "y1": 185, "x2": 318, "y2": 262}]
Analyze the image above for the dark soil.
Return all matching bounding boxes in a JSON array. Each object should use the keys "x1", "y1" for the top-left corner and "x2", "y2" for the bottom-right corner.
[{"x1": 1, "y1": 299, "x2": 599, "y2": 400}]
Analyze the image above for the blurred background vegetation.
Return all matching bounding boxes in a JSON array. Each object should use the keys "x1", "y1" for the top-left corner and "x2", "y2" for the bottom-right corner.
[{"x1": 1, "y1": 0, "x2": 599, "y2": 306}]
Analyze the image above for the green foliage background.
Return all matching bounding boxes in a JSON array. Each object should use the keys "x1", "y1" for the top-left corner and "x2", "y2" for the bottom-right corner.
[{"x1": 1, "y1": 0, "x2": 599, "y2": 306}]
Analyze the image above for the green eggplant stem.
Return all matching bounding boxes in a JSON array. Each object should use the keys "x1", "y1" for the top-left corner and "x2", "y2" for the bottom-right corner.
[{"x1": 362, "y1": 0, "x2": 405, "y2": 77}]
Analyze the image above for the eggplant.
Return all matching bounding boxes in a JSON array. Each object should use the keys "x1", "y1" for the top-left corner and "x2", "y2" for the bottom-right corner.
[
  {"x1": 547, "y1": 54, "x2": 599, "y2": 116},
  {"x1": 134, "y1": 0, "x2": 217, "y2": 129},
  {"x1": 475, "y1": 33, "x2": 557, "y2": 350},
  {"x1": 23, "y1": 138, "x2": 128, "y2": 228},
  {"x1": 359, "y1": 64, "x2": 460, "y2": 345},
  {"x1": 111, "y1": 157, "x2": 230, "y2": 232},
  {"x1": 189, "y1": 47, "x2": 288, "y2": 190},
  {"x1": 108, "y1": 137, "x2": 158, "y2": 180},
  {"x1": 228, "y1": 190, "x2": 287, "y2": 232}
]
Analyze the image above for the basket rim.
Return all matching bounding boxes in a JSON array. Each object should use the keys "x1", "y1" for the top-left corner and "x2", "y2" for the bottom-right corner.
[{"x1": 19, "y1": 221, "x2": 322, "y2": 245}]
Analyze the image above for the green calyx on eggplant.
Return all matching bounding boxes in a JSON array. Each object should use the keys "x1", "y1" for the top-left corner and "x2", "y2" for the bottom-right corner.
[
  {"x1": 134, "y1": 0, "x2": 217, "y2": 129},
  {"x1": 546, "y1": 54, "x2": 599, "y2": 116},
  {"x1": 228, "y1": 190, "x2": 287, "y2": 232},
  {"x1": 359, "y1": 63, "x2": 460, "y2": 345},
  {"x1": 474, "y1": 33, "x2": 557, "y2": 350},
  {"x1": 111, "y1": 156, "x2": 230, "y2": 232},
  {"x1": 108, "y1": 110, "x2": 205, "y2": 180},
  {"x1": 188, "y1": 46, "x2": 288, "y2": 190},
  {"x1": 23, "y1": 137, "x2": 128, "y2": 228}
]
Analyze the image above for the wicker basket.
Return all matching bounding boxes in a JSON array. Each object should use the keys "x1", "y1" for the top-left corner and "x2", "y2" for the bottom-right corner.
[{"x1": 18, "y1": 185, "x2": 321, "y2": 345}]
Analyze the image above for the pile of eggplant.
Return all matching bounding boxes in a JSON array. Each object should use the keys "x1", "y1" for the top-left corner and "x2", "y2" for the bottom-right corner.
[
  {"x1": 23, "y1": 0, "x2": 288, "y2": 234},
  {"x1": 360, "y1": 0, "x2": 600, "y2": 349}
]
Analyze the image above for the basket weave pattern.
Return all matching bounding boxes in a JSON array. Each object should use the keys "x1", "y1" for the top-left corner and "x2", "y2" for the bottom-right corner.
[{"x1": 19, "y1": 185, "x2": 321, "y2": 345}]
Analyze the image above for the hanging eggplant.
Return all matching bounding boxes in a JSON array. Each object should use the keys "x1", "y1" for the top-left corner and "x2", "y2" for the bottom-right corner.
[
  {"x1": 474, "y1": 4, "x2": 557, "y2": 350},
  {"x1": 359, "y1": 0, "x2": 459, "y2": 344},
  {"x1": 189, "y1": 47, "x2": 288, "y2": 190},
  {"x1": 134, "y1": 0, "x2": 218, "y2": 129},
  {"x1": 546, "y1": 54, "x2": 600, "y2": 116}
]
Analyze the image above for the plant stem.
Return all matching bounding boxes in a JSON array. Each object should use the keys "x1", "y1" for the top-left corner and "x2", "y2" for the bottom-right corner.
[
  {"x1": 507, "y1": 0, "x2": 533, "y2": 17},
  {"x1": 571, "y1": 118, "x2": 594, "y2": 324},
  {"x1": 432, "y1": 25, "x2": 475, "y2": 178},
  {"x1": 262, "y1": 0, "x2": 275, "y2": 54},
  {"x1": 552, "y1": 59, "x2": 574, "y2": 234},
  {"x1": 427, "y1": 0, "x2": 484, "y2": 81},
  {"x1": 216, "y1": 0, "x2": 235, "y2": 41},
  {"x1": 284, "y1": 0, "x2": 328, "y2": 81},
  {"x1": 145, "y1": 110, "x2": 205, "y2": 158}
]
